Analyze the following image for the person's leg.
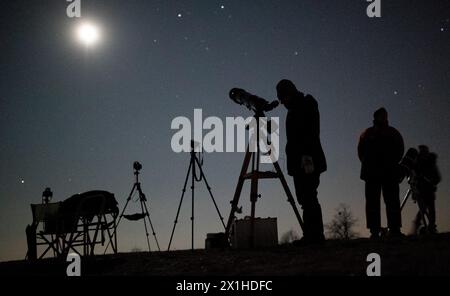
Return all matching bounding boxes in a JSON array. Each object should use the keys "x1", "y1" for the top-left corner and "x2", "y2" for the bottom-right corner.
[
  {"x1": 293, "y1": 173, "x2": 324, "y2": 241},
  {"x1": 415, "y1": 194, "x2": 427, "y2": 230},
  {"x1": 26, "y1": 224, "x2": 37, "y2": 260},
  {"x1": 413, "y1": 209, "x2": 422, "y2": 235},
  {"x1": 365, "y1": 180, "x2": 382, "y2": 237},
  {"x1": 423, "y1": 192, "x2": 437, "y2": 232},
  {"x1": 382, "y1": 181, "x2": 402, "y2": 234}
]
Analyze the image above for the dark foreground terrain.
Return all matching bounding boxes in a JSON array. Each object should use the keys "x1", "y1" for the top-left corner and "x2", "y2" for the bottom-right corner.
[{"x1": 1, "y1": 233, "x2": 450, "y2": 276}]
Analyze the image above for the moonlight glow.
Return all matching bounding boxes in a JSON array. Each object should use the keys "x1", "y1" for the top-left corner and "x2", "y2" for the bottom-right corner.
[{"x1": 76, "y1": 22, "x2": 100, "y2": 46}]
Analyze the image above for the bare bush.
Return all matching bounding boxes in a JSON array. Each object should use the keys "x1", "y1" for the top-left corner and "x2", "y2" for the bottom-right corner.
[
  {"x1": 280, "y1": 229, "x2": 300, "y2": 244},
  {"x1": 326, "y1": 204, "x2": 358, "y2": 240}
]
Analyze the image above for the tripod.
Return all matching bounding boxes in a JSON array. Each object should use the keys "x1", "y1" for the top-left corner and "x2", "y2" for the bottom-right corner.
[
  {"x1": 400, "y1": 175, "x2": 429, "y2": 231},
  {"x1": 224, "y1": 111, "x2": 304, "y2": 248},
  {"x1": 167, "y1": 141, "x2": 226, "y2": 251},
  {"x1": 104, "y1": 164, "x2": 160, "y2": 253}
]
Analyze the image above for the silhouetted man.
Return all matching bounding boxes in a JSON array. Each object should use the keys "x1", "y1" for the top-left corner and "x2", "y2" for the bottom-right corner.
[
  {"x1": 277, "y1": 79, "x2": 327, "y2": 244},
  {"x1": 412, "y1": 145, "x2": 441, "y2": 234},
  {"x1": 358, "y1": 107, "x2": 404, "y2": 239}
]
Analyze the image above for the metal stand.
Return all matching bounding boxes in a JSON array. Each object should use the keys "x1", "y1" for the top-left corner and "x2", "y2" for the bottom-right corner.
[
  {"x1": 400, "y1": 176, "x2": 429, "y2": 229},
  {"x1": 224, "y1": 111, "x2": 304, "y2": 248},
  {"x1": 28, "y1": 190, "x2": 118, "y2": 260},
  {"x1": 105, "y1": 165, "x2": 160, "y2": 253},
  {"x1": 167, "y1": 141, "x2": 226, "y2": 251}
]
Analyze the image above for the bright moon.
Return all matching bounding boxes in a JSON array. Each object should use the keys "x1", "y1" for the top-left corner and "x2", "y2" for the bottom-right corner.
[{"x1": 77, "y1": 22, "x2": 100, "y2": 46}]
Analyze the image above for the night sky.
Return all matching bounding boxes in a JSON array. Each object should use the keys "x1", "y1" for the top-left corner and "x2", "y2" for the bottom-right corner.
[{"x1": 1, "y1": 0, "x2": 449, "y2": 261}]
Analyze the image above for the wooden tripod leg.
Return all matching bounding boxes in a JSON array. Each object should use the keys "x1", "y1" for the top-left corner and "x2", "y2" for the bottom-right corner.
[
  {"x1": 273, "y1": 161, "x2": 305, "y2": 232},
  {"x1": 225, "y1": 147, "x2": 252, "y2": 236}
]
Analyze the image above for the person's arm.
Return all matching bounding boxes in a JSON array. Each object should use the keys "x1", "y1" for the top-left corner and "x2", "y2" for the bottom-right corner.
[
  {"x1": 358, "y1": 130, "x2": 367, "y2": 162},
  {"x1": 300, "y1": 95, "x2": 320, "y2": 155},
  {"x1": 430, "y1": 154, "x2": 442, "y2": 185},
  {"x1": 393, "y1": 128, "x2": 405, "y2": 162},
  {"x1": 305, "y1": 95, "x2": 320, "y2": 139}
]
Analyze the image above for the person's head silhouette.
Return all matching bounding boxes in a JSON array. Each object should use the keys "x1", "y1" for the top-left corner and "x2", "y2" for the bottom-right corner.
[
  {"x1": 373, "y1": 107, "x2": 388, "y2": 127},
  {"x1": 277, "y1": 79, "x2": 298, "y2": 109},
  {"x1": 418, "y1": 144, "x2": 429, "y2": 155}
]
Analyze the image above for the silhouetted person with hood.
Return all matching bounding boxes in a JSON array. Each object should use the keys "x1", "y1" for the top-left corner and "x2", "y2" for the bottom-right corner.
[
  {"x1": 277, "y1": 79, "x2": 327, "y2": 244},
  {"x1": 412, "y1": 145, "x2": 441, "y2": 234},
  {"x1": 358, "y1": 107, "x2": 404, "y2": 239}
]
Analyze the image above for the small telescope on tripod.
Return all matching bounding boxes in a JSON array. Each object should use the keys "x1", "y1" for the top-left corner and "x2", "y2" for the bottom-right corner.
[
  {"x1": 399, "y1": 147, "x2": 431, "y2": 232},
  {"x1": 399, "y1": 147, "x2": 420, "y2": 211}
]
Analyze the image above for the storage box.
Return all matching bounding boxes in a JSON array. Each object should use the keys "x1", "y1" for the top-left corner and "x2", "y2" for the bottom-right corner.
[
  {"x1": 205, "y1": 232, "x2": 228, "y2": 250},
  {"x1": 231, "y1": 217, "x2": 278, "y2": 249}
]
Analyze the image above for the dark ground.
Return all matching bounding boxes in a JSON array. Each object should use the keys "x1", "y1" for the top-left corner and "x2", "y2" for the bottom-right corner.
[{"x1": 1, "y1": 233, "x2": 450, "y2": 276}]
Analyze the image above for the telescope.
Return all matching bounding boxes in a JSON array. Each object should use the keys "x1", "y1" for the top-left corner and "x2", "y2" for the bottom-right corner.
[
  {"x1": 399, "y1": 147, "x2": 419, "y2": 182},
  {"x1": 229, "y1": 88, "x2": 279, "y2": 114}
]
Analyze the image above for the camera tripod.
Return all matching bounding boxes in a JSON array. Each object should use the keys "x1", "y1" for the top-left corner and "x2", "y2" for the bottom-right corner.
[
  {"x1": 224, "y1": 111, "x2": 304, "y2": 248},
  {"x1": 167, "y1": 141, "x2": 226, "y2": 251},
  {"x1": 104, "y1": 164, "x2": 160, "y2": 253},
  {"x1": 400, "y1": 176, "x2": 430, "y2": 232}
]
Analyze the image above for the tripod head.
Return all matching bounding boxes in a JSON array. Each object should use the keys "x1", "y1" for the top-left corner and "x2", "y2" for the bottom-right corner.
[
  {"x1": 190, "y1": 140, "x2": 201, "y2": 152},
  {"x1": 133, "y1": 161, "x2": 143, "y2": 183},
  {"x1": 133, "y1": 161, "x2": 142, "y2": 172}
]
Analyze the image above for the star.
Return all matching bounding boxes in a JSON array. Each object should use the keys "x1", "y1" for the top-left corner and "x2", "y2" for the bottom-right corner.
[
  {"x1": 20, "y1": 179, "x2": 25, "y2": 184},
  {"x1": 294, "y1": 51, "x2": 299, "y2": 56},
  {"x1": 220, "y1": 5, "x2": 225, "y2": 9},
  {"x1": 394, "y1": 91, "x2": 398, "y2": 95},
  {"x1": 177, "y1": 13, "x2": 182, "y2": 18}
]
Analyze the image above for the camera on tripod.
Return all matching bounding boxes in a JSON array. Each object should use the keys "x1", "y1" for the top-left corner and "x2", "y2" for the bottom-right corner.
[
  {"x1": 133, "y1": 161, "x2": 142, "y2": 172},
  {"x1": 229, "y1": 88, "x2": 279, "y2": 114}
]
